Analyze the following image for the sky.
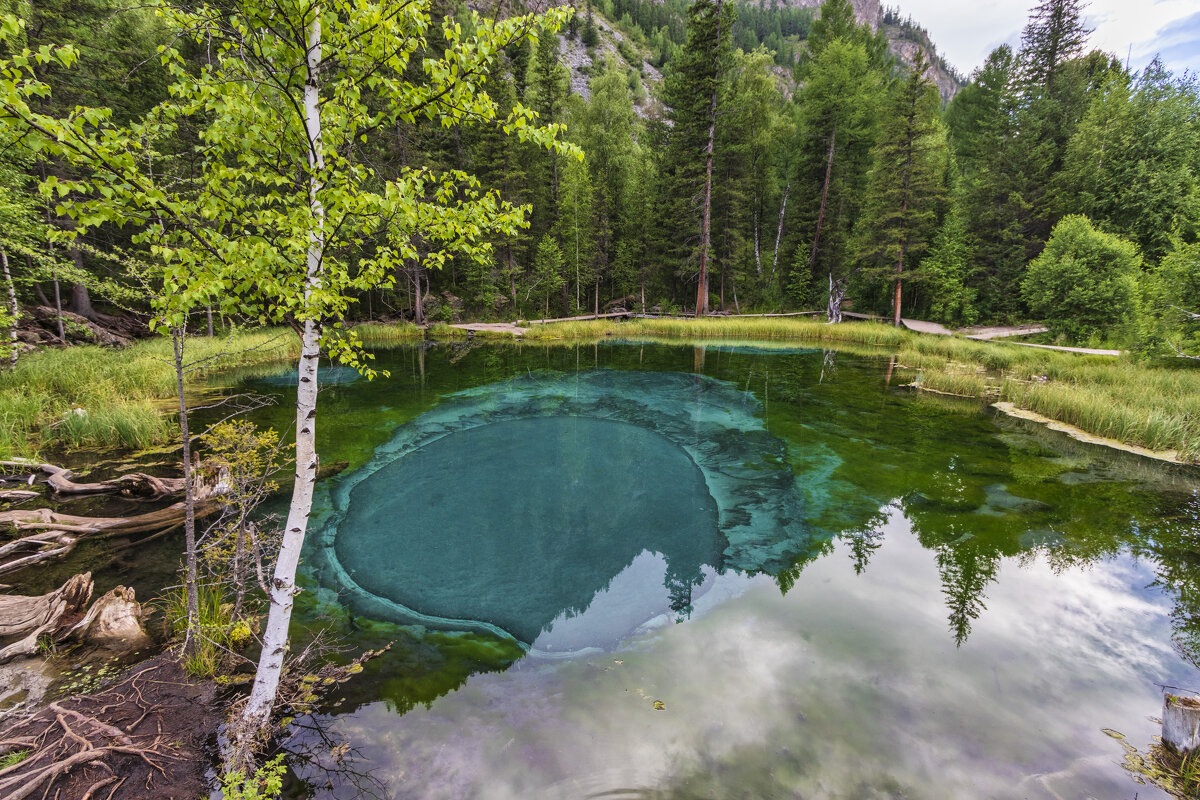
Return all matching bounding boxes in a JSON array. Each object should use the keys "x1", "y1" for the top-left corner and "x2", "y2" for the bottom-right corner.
[{"x1": 894, "y1": 0, "x2": 1200, "y2": 78}]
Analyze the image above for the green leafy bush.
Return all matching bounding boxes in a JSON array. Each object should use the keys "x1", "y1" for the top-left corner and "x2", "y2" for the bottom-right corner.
[
  {"x1": 221, "y1": 755, "x2": 286, "y2": 800},
  {"x1": 1020, "y1": 215, "x2": 1142, "y2": 342}
]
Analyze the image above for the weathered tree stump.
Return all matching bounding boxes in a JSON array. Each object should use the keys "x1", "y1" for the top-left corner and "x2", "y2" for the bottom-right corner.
[
  {"x1": 73, "y1": 586, "x2": 153, "y2": 650},
  {"x1": 0, "y1": 573, "x2": 152, "y2": 662},
  {"x1": 0, "y1": 573, "x2": 93, "y2": 662},
  {"x1": 1163, "y1": 694, "x2": 1200, "y2": 753}
]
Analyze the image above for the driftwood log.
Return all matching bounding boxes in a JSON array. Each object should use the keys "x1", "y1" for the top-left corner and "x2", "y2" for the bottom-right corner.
[
  {"x1": 0, "y1": 459, "x2": 186, "y2": 499},
  {"x1": 0, "y1": 499, "x2": 220, "y2": 576},
  {"x1": 0, "y1": 457, "x2": 228, "y2": 575},
  {"x1": 0, "y1": 572, "x2": 149, "y2": 662}
]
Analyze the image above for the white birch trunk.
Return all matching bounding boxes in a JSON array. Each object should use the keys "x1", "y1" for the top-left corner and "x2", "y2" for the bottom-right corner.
[
  {"x1": 172, "y1": 328, "x2": 201, "y2": 653},
  {"x1": 771, "y1": 180, "x2": 789, "y2": 279},
  {"x1": 233, "y1": 5, "x2": 325, "y2": 766},
  {"x1": 753, "y1": 198, "x2": 761, "y2": 276}
]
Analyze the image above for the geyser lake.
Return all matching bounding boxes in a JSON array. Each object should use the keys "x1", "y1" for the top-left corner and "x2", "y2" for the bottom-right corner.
[{"x1": 225, "y1": 341, "x2": 1200, "y2": 798}]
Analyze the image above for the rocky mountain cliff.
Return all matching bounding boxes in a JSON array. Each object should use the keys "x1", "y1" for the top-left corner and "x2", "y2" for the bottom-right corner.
[{"x1": 754, "y1": 0, "x2": 964, "y2": 101}]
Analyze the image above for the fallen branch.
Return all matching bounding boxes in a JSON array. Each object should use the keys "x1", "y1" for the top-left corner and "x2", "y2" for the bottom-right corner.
[
  {"x1": 0, "y1": 500, "x2": 220, "y2": 575},
  {"x1": 0, "y1": 460, "x2": 187, "y2": 499}
]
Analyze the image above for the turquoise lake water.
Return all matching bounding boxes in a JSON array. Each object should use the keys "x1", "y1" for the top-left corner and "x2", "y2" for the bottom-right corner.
[{"x1": 216, "y1": 341, "x2": 1200, "y2": 799}]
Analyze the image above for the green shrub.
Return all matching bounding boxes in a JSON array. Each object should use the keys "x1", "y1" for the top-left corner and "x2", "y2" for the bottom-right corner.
[
  {"x1": 1020, "y1": 215, "x2": 1142, "y2": 342},
  {"x1": 221, "y1": 755, "x2": 286, "y2": 800}
]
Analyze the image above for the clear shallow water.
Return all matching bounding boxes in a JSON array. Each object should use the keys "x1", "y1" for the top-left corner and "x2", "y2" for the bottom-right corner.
[{"x1": 218, "y1": 342, "x2": 1200, "y2": 799}]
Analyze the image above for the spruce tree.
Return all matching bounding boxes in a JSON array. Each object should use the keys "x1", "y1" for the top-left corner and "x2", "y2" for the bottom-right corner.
[
  {"x1": 658, "y1": 0, "x2": 733, "y2": 313},
  {"x1": 583, "y1": 0, "x2": 599, "y2": 47},
  {"x1": 527, "y1": 32, "x2": 572, "y2": 247},
  {"x1": 787, "y1": 37, "x2": 882, "y2": 306},
  {"x1": 854, "y1": 52, "x2": 948, "y2": 325},
  {"x1": 1018, "y1": 0, "x2": 1091, "y2": 90},
  {"x1": 944, "y1": 45, "x2": 1028, "y2": 319}
]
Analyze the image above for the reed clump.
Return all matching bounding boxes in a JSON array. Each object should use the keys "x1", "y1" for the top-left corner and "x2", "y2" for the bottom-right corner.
[
  {"x1": 524, "y1": 316, "x2": 911, "y2": 346},
  {"x1": 0, "y1": 328, "x2": 300, "y2": 456},
  {"x1": 352, "y1": 321, "x2": 423, "y2": 345}
]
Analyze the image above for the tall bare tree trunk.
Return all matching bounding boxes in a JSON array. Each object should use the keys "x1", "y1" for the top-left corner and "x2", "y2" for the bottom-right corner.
[
  {"x1": 2, "y1": 250, "x2": 17, "y2": 369},
  {"x1": 68, "y1": 244, "x2": 94, "y2": 321},
  {"x1": 206, "y1": 305, "x2": 215, "y2": 336},
  {"x1": 234, "y1": 6, "x2": 325, "y2": 769},
  {"x1": 771, "y1": 181, "x2": 789, "y2": 281},
  {"x1": 695, "y1": 0, "x2": 723, "y2": 318},
  {"x1": 171, "y1": 328, "x2": 200, "y2": 656},
  {"x1": 51, "y1": 268, "x2": 64, "y2": 342},
  {"x1": 807, "y1": 126, "x2": 836, "y2": 279},
  {"x1": 893, "y1": 196, "x2": 909, "y2": 327}
]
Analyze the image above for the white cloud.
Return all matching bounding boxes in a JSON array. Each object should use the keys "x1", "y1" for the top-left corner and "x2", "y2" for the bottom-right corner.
[{"x1": 892, "y1": 0, "x2": 1199, "y2": 78}]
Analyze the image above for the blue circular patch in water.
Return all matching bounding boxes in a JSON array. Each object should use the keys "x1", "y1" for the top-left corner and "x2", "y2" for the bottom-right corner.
[
  {"x1": 310, "y1": 370, "x2": 824, "y2": 648},
  {"x1": 334, "y1": 416, "x2": 722, "y2": 644}
]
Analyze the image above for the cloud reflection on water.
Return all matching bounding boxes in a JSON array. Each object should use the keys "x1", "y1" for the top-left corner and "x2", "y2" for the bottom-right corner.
[{"x1": 295, "y1": 507, "x2": 1189, "y2": 800}]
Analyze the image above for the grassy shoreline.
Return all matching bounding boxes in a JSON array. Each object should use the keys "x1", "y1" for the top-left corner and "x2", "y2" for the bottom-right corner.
[
  {"x1": 511, "y1": 317, "x2": 1200, "y2": 464},
  {"x1": 0, "y1": 329, "x2": 303, "y2": 455},
  {"x1": 2, "y1": 318, "x2": 1195, "y2": 464}
]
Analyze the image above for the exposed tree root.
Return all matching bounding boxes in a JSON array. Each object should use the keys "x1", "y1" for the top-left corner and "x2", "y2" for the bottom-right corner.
[{"x1": 0, "y1": 653, "x2": 219, "y2": 800}]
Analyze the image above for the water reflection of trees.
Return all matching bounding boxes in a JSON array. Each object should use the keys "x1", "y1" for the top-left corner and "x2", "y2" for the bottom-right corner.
[{"x1": 775, "y1": 411, "x2": 1200, "y2": 651}]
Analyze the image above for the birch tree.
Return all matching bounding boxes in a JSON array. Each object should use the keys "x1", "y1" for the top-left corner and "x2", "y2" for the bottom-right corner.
[{"x1": 0, "y1": 0, "x2": 575, "y2": 770}]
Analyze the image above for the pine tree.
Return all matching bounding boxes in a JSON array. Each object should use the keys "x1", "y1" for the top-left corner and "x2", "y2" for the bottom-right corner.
[
  {"x1": 554, "y1": 156, "x2": 596, "y2": 313},
  {"x1": 526, "y1": 32, "x2": 572, "y2": 247},
  {"x1": 1018, "y1": 0, "x2": 1091, "y2": 90},
  {"x1": 787, "y1": 37, "x2": 882, "y2": 307},
  {"x1": 531, "y1": 235, "x2": 566, "y2": 318},
  {"x1": 854, "y1": 51, "x2": 948, "y2": 325},
  {"x1": 576, "y1": 62, "x2": 638, "y2": 314},
  {"x1": 583, "y1": 0, "x2": 599, "y2": 47},
  {"x1": 713, "y1": 48, "x2": 789, "y2": 306},
  {"x1": 658, "y1": 0, "x2": 734, "y2": 313},
  {"x1": 944, "y1": 45, "x2": 1028, "y2": 319},
  {"x1": 802, "y1": 0, "x2": 887, "y2": 69},
  {"x1": 915, "y1": 198, "x2": 976, "y2": 325}
]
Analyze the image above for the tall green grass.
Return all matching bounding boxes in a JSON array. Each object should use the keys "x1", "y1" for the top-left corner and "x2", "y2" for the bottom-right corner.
[
  {"x1": 352, "y1": 321, "x2": 423, "y2": 345},
  {"x1": 524, "y1": 317, "x2": 911, "y2": 346},
  {"x1": 0, "y1": 329, "x2": 300, "y2": 456},
  {"x1": 157, "y1": 582, "x2": 246, "y2": 678}
]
